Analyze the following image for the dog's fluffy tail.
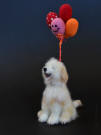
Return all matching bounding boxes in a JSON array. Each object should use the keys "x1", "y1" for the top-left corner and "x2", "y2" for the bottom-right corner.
[{"x1": 73, "y1": 100, "x2": 82, "y2": 108}]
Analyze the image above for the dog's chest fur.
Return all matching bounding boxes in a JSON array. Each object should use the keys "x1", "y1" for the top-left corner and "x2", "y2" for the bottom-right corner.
[{"x1": 43, "y1": 84, "x2": 70, "y2": 104}]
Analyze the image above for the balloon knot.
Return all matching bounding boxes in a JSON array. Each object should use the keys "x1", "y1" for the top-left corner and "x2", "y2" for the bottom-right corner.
[{"x1": 56, "y1": 34, "x2": 64, "y2": 41}]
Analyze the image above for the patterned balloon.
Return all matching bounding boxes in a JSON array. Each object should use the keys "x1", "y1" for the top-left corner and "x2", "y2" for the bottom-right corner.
[{"x1": 46, "y1": 12, "x2": 58, "y2": 28}]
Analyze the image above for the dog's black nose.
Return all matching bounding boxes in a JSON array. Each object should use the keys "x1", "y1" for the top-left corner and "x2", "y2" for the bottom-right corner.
[{"x1": 43, "y1": 67, "x2": 47, "y2": 72}]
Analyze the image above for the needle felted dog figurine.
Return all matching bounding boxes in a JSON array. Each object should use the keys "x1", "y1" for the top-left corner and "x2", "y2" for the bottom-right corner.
[{"x1": 37, "y1": 58, "x2": 82, "y2": 125}]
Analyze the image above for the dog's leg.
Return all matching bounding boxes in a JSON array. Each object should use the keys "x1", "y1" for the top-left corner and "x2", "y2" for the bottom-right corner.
[
  {"x1": 60, "y1": 104, "x2": 78, "y2": 124},
  {"x1": 47, "y1": 103, "x2": 61, "y2": 125},
  {"x1": 37, "y1": 110, "x2": 49, "y2": 123},
  {"x1": 37, "y1": 97, "x2": 49, "y2": 123}
]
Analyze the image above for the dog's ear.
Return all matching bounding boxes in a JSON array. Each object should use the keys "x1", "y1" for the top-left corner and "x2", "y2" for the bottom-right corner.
[{"x1": 61, "y1": 65, "x2": 68, "y2": 83}]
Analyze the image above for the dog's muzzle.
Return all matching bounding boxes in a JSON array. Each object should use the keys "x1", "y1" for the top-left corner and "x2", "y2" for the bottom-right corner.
[
  {"x1": 43, "y1": 67, "x2": 51, "y2": 78},
  {"x1": 45, "y1": 73, "x2": 51, "y2": 78}
]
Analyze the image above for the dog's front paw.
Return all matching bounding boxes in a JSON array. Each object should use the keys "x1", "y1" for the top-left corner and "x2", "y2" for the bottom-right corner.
[
  {"x1": 60, "y1": 113, "x2": 71, "y2": 124},
  {"x1": 37, "y1": 110, "x2": 48, "y2": 123},
  {"x1": 47, "y1": 114, "x2": 59, "y2": 125}
]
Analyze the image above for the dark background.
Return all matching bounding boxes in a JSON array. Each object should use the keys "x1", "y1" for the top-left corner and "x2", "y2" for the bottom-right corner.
[{"x1": 0, "y1": 0, "x2": 101, "y2": 135}]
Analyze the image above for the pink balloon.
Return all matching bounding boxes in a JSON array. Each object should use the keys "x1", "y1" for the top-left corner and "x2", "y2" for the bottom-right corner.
[{"x1": 51, "y1": 18, "x2": 65, "y2": 36}]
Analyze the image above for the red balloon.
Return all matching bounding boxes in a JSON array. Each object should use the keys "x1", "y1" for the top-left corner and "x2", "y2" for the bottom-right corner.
[
  {"x1": 46, "y1": 12, "x2": 58, "y2": 28},
  {"x1": 59, "y1": 4, "x2": 72, "y2": 22}
]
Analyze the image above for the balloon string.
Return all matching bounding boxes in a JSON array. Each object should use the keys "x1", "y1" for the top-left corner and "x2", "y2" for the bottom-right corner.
[{"x1": 59, "y1": 39, "x2": 63, "y2": 62}]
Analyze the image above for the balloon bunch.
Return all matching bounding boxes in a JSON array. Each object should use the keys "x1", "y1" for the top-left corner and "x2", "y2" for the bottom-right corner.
[{"x1": 46, "y1": 4, "x2": 79, "y2": 61}]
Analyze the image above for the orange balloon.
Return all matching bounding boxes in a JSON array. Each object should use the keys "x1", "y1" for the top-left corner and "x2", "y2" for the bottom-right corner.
[{"x1": 65, "y1": 18, "x2": 79, "y2": 38}]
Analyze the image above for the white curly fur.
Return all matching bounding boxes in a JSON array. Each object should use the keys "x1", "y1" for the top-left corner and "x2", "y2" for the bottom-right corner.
[{"x1": 37, "y1": 58, "x2": 82, "y2": 125}]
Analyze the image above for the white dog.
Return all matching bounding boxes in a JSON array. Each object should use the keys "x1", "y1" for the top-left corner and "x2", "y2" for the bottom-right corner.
[{"x1": 37, "y1": 58, "x2": 82, "y2": 125}]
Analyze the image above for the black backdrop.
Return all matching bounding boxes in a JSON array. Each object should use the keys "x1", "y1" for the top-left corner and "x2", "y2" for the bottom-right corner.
[{"x1": 0, "y1": 0, "x2": 101, "y2": 135}]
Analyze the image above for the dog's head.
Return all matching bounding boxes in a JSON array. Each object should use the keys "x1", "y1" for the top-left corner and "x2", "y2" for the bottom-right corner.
[{"x1": 42, "y1": 58, "x2": 68, "y2": 85}]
